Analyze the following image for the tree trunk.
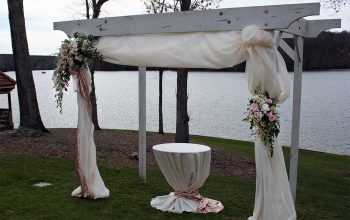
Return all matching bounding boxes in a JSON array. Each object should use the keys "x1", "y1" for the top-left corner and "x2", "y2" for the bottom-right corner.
[
  {"x1": 158, "y1": 69, "x2": 164, "y2": 134},
  {"x1": 175, "y1": 69, "x2": 189, "y2": 143},
  {"x1": 87, "y1": 1, "x2": 109, "y2": 130},
  {"x1": 175, "y1": 0, "x2": 191, "y2": 143},
  {"x1": 7, "y1": 0, "x2": 47, "y2": 135},
  {"x1": 181, "y1": 0, "x2": 191, "y2": 11},
  {"x1": 85, "y1": 0, "x2": 90, "y2": 19},
  {"x1": 89, "y1": 67, "x2": 101, "y2": 130}
]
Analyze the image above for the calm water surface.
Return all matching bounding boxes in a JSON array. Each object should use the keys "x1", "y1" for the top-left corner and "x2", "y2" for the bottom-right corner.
[{"x1": 2, "y1": 70, "x2": 349, "y2": 155}]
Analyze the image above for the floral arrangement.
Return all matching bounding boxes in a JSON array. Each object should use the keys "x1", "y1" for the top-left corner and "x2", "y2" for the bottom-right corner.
[
  {"x1": 53, "y1": 32, "x2": 101, "y2": 113},
  {"x1": 243, "y1": 87, "x2": 280, "y2": 157}
]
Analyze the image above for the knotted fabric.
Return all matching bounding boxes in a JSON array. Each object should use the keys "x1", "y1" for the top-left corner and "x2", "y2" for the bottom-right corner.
[
  {"x1": 150, "y1": 145, "x2": 224, "y2": 213},
  {"x1": 175, "y1": 190, "x2": 224, "y2": 213}
]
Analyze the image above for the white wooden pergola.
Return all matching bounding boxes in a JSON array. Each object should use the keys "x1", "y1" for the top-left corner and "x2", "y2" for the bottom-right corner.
[{"x1": 54, "y1": 2, "x2": 341, "y2": 202}]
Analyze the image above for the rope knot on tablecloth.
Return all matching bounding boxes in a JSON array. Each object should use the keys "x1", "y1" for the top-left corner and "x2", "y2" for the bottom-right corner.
[{"x1": 175, "y1": 189, "x2": 224, "y2": 213}]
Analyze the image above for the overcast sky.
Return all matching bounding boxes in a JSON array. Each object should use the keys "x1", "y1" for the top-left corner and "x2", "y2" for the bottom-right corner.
[{"x1": 0, "y1": 0, "x2": 349, "y2": 55}]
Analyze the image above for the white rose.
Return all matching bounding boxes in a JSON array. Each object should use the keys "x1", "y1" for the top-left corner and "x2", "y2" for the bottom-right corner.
[
  {"x1": 261, "y1": 103, "x2": 270, "y2": 112},
  {"x1": 82, "y1": 40, "x2": 89, "y2": 50}
]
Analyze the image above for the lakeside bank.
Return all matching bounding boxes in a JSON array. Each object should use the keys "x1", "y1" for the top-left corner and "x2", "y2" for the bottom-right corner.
[{"x1": 0, "y1": 128, "x2": 349, "y2": 219}]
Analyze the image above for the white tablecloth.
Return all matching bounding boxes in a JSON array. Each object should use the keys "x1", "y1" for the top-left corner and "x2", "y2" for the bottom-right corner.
[{"x1": 151, "y1": 143, "x2": 223, "y2": 213}]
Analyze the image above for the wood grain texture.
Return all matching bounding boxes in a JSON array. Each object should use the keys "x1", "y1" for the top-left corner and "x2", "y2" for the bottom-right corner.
[
  {"x1": 289, "y1": 36, "x2": 304, "y2": 203},
  {"x1": 54, "y1": 3, "x2": 320, "y2": 37},
  {"x1": 279, "y1": 39, "x2": 294, "y2": 61},
  {"x1": 280, "y1": 18, "x2": 341, "y2": 38}
]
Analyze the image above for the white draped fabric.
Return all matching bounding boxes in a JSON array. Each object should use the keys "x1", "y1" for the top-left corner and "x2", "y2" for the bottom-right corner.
[
  {"x1": 96, "y1": 25, "x2": 289, "y2": 102},
  {"x1": 248, "y1": 138, "x2": 296, "y2": 220},
  {"x1": 71, "y1": 67, "x2": 109, "y2": 199},
  {"x1": 94, "y1": 25, "x2": 295, "y2": 219},
  {"x1": 151, "y1": 143, "x2": 223, "y2": 213}
]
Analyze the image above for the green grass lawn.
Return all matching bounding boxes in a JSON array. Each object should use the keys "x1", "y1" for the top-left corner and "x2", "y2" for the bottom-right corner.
[{"x1": 0, "y1": 135, "x2": 349, "y2": 219}]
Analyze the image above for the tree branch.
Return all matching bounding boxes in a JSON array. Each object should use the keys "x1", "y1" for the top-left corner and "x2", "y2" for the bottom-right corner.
[
  {"x1": 85, "y1": 0, "x2": 90, "y2": 19},
  {"x1": 92, "y1": 0, "x2": 109, "y2": 18}
]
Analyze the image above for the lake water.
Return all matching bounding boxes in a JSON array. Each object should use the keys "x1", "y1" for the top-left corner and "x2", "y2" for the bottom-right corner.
[{"x1": 1, "y1": 70, "x2": 349, "y2": 156}]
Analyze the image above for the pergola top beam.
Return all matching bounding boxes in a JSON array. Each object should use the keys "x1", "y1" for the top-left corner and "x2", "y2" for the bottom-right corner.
[
  {"x1": 54, "y1": 3, "x2": 320, "y2": 37},
  {"x1": 281, "y1": 18, "x2": 341, "y2": 38}
]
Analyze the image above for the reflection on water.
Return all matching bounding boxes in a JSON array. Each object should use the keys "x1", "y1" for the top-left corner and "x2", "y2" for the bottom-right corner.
[{"x1": 1, "y1": 70, "x2": 349, "y2": 155}]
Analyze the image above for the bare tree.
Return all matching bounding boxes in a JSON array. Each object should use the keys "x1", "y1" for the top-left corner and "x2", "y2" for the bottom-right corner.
[
  {"x1": 143, "y1": 0, "x2": 221, "y2": 142},
  {"x1": 158, "y1": 69, "x2": 164, "y2": 134},
  {"x1": 84, "y1": 0, "x2": 110, "y2": 19},
  {"x1": 144, "y1": 0, "x2": 221, "y2": 12},
  {"x1": 7, "y1": 0, "x2": 47, "y2": 135},
  {"x1": 142, "y1": 1, "x2": 169, "y2": 135},
  {"x1": 73, "y1": 0, "x2": 111, "y2": 130},
  {"x1": 322, "y1": 0, "x2": 350, "y2": 12}
]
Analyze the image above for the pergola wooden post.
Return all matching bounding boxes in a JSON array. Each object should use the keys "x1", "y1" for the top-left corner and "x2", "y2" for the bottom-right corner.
[
  {"x1": 289, "y1": 35, "x2": 303, "y2": 201},
  {"x1": 7, "y1": 93, "x2": 13, "y2": 128},
  {"x1": 54, "y1": 2, "x2": 341, "y2": 200},
  {"x1": 138, "y1": 67, "x2": 147, "y2": 183},
  {"x1": 278, "y1": 18, "x2": 341, "y2": 201}
]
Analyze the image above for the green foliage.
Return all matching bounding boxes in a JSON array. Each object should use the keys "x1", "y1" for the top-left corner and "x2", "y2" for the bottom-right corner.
[
  {"x1": 243, "y1": 88, "x2": 280, "y2": 157},
  {"x1": 53, "y1": 32, "x2": 101, "y2": 113}
]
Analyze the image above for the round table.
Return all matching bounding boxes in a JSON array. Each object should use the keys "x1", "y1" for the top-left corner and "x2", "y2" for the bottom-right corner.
[{"x1": 150, "y1": 143, "x2": 223, "y2": 213}]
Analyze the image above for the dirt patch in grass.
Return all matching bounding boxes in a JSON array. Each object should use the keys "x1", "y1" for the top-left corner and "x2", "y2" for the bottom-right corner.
[
  {"x1": 0, "y1": 128, "x2": 255, "y2": 179},
  {"x1": 335, "y1": 170, "x2": 350, "y2": 178}
]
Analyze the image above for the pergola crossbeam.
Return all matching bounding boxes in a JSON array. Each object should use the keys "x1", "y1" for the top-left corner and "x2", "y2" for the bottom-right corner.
[
  {"x1": 54, "y1": 3, "x2": 320, "y2": 37},
  {"x1": 280, "y1": 18, "x2": 341, "y2": 38}
]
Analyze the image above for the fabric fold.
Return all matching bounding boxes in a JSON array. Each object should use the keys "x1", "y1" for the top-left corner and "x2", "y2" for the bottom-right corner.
[
  {"x1": 96, "y1": 25, "x2": 289, "y2": 102},
  {"x1": 248, "y1": 138, "x2": 296, "y2": 220},
  {"x1": 151, "y1": 192, "x2": 200, "y2": 213},
  {"x1": 151, "y1": 191, "x2": 224, "y2": 214},
  {"x1": 71, "y1": 67, "x2": 109, "y2": 199}
]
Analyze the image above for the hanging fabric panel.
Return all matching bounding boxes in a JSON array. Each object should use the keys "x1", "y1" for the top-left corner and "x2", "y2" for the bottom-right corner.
[
  {"x1": 96, "y1": 25, "x2": 289, "y2": 102},
  {"x1": 72, "y1": 25, "x2": 296, "y2": 219},
  {"x1": 71, "y1": 67, "x2": 110, "y2": 199}
]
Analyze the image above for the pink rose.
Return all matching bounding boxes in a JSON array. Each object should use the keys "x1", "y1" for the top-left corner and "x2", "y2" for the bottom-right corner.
[
  {"x1": 250, "y1": 103, "x2": 259, "y2": 112},
  {"x1": 268, "y1": 111, "x2": 277, "y2": 122},
  {"x1": 67, "y1": 58, "x2": 74, "y2": 66},
  {"x1": 266, "y1": 99, "x2": 273, "y2": 104}
]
